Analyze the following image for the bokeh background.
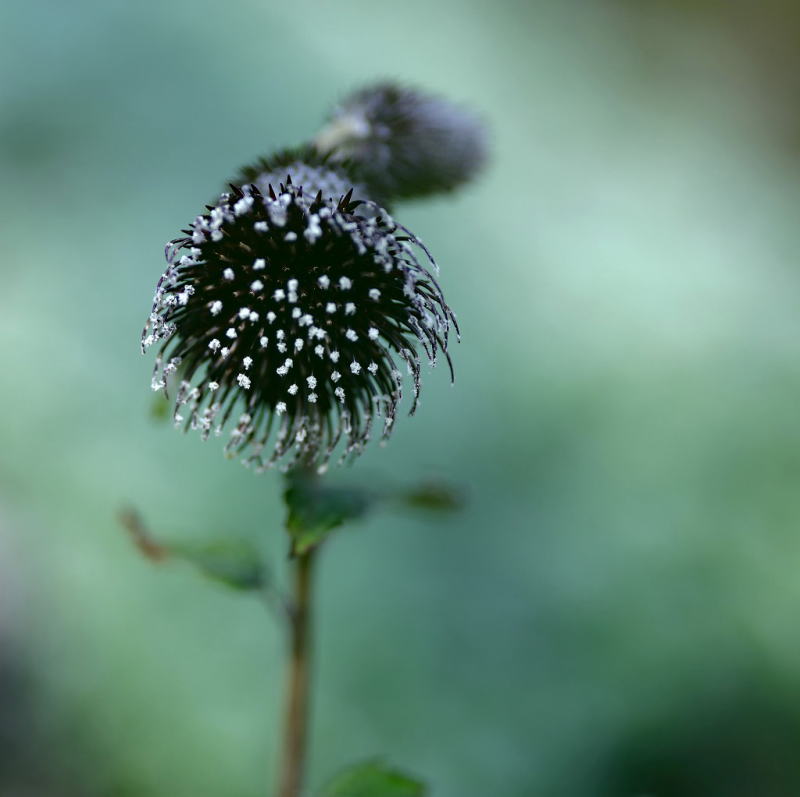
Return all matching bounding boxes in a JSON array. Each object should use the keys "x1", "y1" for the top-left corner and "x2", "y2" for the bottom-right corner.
[{"x1": 3, "y1": 1, "x2": 800, "y2": 795}]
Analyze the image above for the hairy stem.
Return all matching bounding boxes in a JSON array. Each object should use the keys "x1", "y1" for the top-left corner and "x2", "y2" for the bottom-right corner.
[{"x1": 277, "y1": 546, "x2": 316, "y2": 797}]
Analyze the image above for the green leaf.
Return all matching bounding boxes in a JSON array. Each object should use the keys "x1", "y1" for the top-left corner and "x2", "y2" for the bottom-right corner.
[
  {"x1": 284, "y1": 474, "x2": 373, "y2": 555},
  {"x1": 398, "y1": 481, "x2": 463, "y2": 513},
  {"x1": 169, "y1": 540, "x2": 267, "y2": 591},
  {"x1": 149, "y1": 392, "x2": 171, "y2": 422},
  {"x1": 320, "y1": 760, "x2": 427, "y2": 797},
  {"x1": 120, "y1": 509, "x2": 267, "y2": 592}
]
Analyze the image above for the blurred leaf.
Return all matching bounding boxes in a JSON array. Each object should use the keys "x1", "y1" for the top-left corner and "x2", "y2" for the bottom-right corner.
[
  {"x1": 169, "y1": 540, "x2": 267, "y2": 591},
  {"x1": 282, "y1": 474, "x2": 463, "y2": 554},
  {"x1": 119, "y1": 508, "x2": 169, "y2": 562},
  {"x1": 320, "y1": 760, "x2": 427, "y2": 797},
  {"x1": 149, "y1": 393, "x2": 171, "y2": 422},
  {"x1": 397, "y1": 480, "x2": 464, "y2": 513},
  {"x1": 284, "y1": 474, "x2": 373, "y2": 555},
  {"x1": 119, "y1": 508, "x2": 267, "y2": 591}
]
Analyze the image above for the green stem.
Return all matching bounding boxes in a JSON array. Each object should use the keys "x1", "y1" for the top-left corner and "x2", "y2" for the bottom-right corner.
[{"x1": 277, "y1": 546, "x2": 316, "y2": 797}]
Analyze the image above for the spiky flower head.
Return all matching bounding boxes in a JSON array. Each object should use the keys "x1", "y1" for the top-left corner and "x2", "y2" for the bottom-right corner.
[
  {"x1": 142, "y1": 176, "x2": 457, "y2": 473},
  {"x1": 315, "y1": 82, "x2": 486, "y2": 202}
]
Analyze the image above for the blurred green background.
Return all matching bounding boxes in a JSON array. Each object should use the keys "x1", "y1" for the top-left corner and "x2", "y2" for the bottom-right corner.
[{"x1": 3, "y1": 1, "x2": 800, "y2": 795}]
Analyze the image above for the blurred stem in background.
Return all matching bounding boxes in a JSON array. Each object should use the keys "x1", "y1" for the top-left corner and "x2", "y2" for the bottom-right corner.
[{"x1": 277, "y1": 543, "x2": 316, "y2": 797}]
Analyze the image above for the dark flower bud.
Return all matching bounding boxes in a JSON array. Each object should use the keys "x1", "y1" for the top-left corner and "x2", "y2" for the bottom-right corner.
[
  {"x1": 315, "y1": 82, "x2": 487, "y2": 201},
  {"x1": 142, "y1": 179, "x2": 457, "y2": 473}
]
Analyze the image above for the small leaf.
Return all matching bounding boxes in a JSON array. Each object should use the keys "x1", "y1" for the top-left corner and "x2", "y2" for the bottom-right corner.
[
  {"x1": 120, "y1": 508, "x2": 169, "y2": 561},
  {"x1": 169, "y1": 540, "x2": 267, "y2": 591},
  {"x1": 320, "y1": 760, "x2": 427, "y2": 797},
  {"x1": 149, "y1": 393, "x2": 171, "y2": 422},
  {"x1": 119, "y1": 509, "x2": 267, "y2": 591},
  {"x1": 398, "y1": 480, "x2": 463, "y2": 513},
  {"x1": 284, "y1": 474, "x2": 373, "y2": 555}
]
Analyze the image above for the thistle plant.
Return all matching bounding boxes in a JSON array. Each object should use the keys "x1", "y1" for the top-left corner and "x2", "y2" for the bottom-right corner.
[{"x1": 134, "y1": 83, "x2": 485, "y2": 797}]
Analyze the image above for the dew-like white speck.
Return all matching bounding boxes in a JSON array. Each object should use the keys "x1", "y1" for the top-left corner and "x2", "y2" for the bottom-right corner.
[
  {"x1": 208, "y1": 338, "x2": 221, "y2": 351},
  {"x1": 223, "y1": 268, "x2": 234, "y2": 280},
  {"x1": 306, "y1": 376, "x2": 317, "y2": 389},
  {"x1": 369, "y1": 288, "x2": 381, "y2": 301},
  {"x1": 331, "y1": 371, "x2": 341, "y2": 382},
  {"x1": 276, "y1": 401, "x2": 287, "y2": 414},
  {"x1": 251, "y1": 280, "x2": 264, "y2": 292},
  {"x1": 260, "y1": 336, "x2": 269, "y2": 347},
  {"x1": 318, "y1": 275, "x2": 330, "y2": 289},
  {"x1": 237, "y1": 374, "x2": 251, "y2": 389},
  {"x1": 308, "y1": 393, "x2": 318, "y2": 403},
  {"x1": 234, "y1": 196, "x2": 253, "y2": 216},
  {"x1": 254, "y1": 258, "x2": 266, "y2": 270},
  {"x1": 242, "y1": 356, "x2": 253, "y2": 370},
  {"x1": 330, "y1": 351, "x2": 340, "y2": 363},
  {"x1": 368, "y1": 327, "x2": 379, "y2": 340},
  {"x1": 326, "y1": 303, "x2": 337, "y2": 314},
  {"x1": 210, "y1": 300, "x2": 223, "y2": 315},
  {"x1": 350, "y1": 361, "x2": 362, "y2": 374},
  {"x1": 288, "y1": 384, "x2": 298, "y2": 395},
  {"x1": 345, "y1": 329, "x2": 358, "y2": 341},
  {"x1": 368, "y1": 362, "x2": 378, "y2": 374},
  {"x1": 226, "y1": 327, "x2": 237, "y2": 339},
  {"x1": 345, "y1": 303, "x2": 356, "y2": 315},
  {"x1": 208, "y1": 381, "x2": 219, "y2": 391},
  {"x1": 239, "y1": 307, "x2": 251, "y2": 319},
  {"x1": 339, "y1": 276, "x2": 352, "y2": 290},
  {"x1": 273, "y1": 289, "x2": 286, "y2": 301}
]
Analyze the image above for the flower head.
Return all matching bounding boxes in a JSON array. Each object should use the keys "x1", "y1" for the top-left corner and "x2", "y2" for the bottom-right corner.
[
  {"x1": 142, "y1": 179, "x2": 456, "y2": 473},
  {"x1": 315, "y1": 82, "x2": 487, "y2": 201}
]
